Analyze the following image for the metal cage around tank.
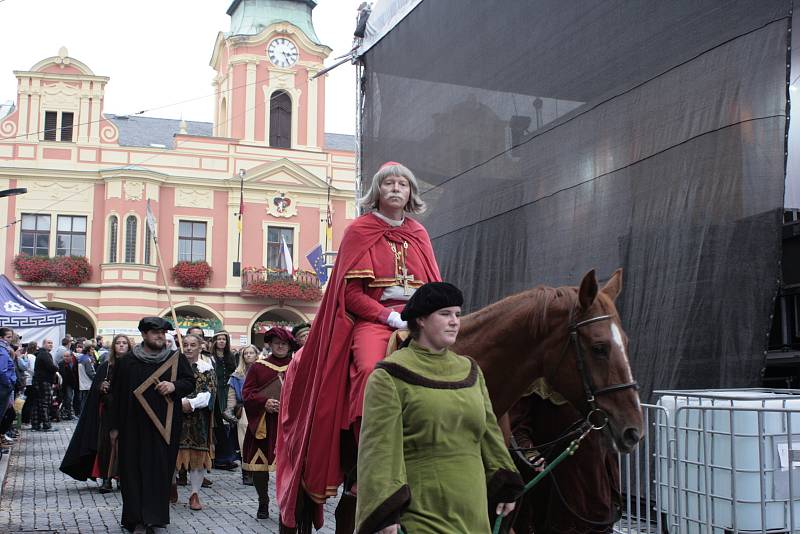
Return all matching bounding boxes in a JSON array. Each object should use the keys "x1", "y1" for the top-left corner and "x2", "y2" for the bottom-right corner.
[{"x1": 615, "y1": 389, "x2": 800, "y2": 534}]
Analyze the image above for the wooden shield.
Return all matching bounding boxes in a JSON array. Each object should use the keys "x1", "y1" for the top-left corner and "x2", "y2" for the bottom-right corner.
[{"x1": 133, "y1": 353, "x2": 179, "y2": 444}]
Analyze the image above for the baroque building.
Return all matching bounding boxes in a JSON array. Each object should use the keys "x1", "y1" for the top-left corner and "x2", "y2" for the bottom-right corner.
[{"x1": 0, "y1": 0, "x2": 355, "y2": 345}]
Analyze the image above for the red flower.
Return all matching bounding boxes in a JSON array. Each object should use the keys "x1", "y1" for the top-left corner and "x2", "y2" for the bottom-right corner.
[
  {"x1": 172, "y1": 261, "x2": 213, "y2": 289},
  {"x1": 50, "y1": 256, "x2": 92, "y2": 286},
  {"x1": 13, "y1": 255, "x2": 92, "y2": 286},
  {"x1": 245, "y1": 279, "x2": 322, "y2": 301}
]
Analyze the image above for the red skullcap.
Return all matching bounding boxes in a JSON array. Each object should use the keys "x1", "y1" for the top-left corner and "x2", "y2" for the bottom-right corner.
[{"x1": 380, "y1": 161, "x2": 402, "y2": 170}]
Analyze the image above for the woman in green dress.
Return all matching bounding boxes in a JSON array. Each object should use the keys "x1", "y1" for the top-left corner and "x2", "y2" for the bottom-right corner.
[{"x1": 356, "y1": 282, "x2": 524, "y2": 533}]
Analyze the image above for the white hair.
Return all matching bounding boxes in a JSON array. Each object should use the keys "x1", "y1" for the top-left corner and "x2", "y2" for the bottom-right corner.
[{"x1": 358, "y1": 162, "x2": 426, "y2": 213}]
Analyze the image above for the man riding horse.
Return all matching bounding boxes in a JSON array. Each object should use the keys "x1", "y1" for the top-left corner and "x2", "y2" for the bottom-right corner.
[{"x1": 276, "y1": 162, "x2": 441, "y2": 530}]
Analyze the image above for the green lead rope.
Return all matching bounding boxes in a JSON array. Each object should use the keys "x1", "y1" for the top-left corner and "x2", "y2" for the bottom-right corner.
[{"x1": 491, "y1": 423, "x2": 595, "y2": 534}]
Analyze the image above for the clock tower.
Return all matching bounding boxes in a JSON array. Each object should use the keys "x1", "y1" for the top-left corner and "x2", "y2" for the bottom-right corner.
[{"x1": 210, "y1": 0, "x2": 332, "y2": 149}]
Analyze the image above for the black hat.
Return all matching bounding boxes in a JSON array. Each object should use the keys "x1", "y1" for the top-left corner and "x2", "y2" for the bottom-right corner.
[
  {"x1": 138, "y1": 316, "x2": 174, "y2": 333},
  {"x1": 400, "y1": 282, "x2": 464, "y2": 321}
]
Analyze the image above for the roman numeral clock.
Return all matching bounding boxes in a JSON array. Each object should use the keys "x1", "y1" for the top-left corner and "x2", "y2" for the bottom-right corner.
[{"x1": 268, "y1": 37, "x2": 299, "y2": 68}]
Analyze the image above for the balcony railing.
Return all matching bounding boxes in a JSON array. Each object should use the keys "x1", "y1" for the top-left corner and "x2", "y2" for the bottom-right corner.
[{"x1": 241, "y1": 268, "x2": 323, "y2": 301}]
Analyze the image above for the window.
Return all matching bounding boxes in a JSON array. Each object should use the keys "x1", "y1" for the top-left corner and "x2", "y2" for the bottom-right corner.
[
  {"x1": 56, "y1": 215, "x2": 87, "y2": 256},
  {"x1": 20, "y1": 214, "x2": 51, "y2": 256},
  {"x1": 269, "y1": 91, "x2": 292, "y2": 148},
  {"x1": 124, "y1": 216, "x2": 137, "y2": 263},
  {"x1": 144, "y1": 224, "x2": 152, "y2": 265},
  {"x1": 61, "y1": 112, "x2": 74, "y2": 142},
  {"x1": 108, "y1": 216, "x2": 118, "y2": 262},
  {"x1": 267, "y1": 226, "x2": 294, "y2": 270},
  {"x1": 178, "y1": 221, "x2": 206, "y2": 262},
  {"x1": 43, "y1": 111, "x2": 74, "y2": 142},
  {"x1": 44, "y1": 111, "x2": 57, "y2": 141}
]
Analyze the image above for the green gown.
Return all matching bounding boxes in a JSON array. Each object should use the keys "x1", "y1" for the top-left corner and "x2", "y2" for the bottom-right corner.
[{"x1": 356, "y1": 341, "x2": 524, "y2": 534}]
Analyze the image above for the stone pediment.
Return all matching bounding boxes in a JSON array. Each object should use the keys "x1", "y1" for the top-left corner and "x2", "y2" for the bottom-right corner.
[{"x1": 243, "y1": 158, "x2": 330, "y2": 190}]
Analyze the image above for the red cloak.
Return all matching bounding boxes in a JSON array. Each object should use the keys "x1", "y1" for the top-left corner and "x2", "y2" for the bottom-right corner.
[
  {"x1": 276, "y1": 213, "x2": 441, "y2": 528},
  {"x1": 242, "y1": 355, "x2": 290, "y2": 470}
]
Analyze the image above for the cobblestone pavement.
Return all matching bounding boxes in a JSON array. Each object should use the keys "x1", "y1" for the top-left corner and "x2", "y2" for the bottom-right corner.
[{"x1": 0, "y1": 422, "x2": 340, "y2": 533}]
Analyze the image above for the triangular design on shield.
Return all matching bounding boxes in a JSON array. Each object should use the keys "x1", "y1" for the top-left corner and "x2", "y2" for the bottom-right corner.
[{"x1": 133, "y1": 353, "x2": 179, "y2": 444}]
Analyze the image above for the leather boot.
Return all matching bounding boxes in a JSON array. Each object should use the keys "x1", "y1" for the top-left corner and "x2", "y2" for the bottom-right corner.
[
  {"x1": 169, "y1": 482, "x2": 178, "y2": 504},
  {"x1": 176, "y1": 469, "x2": 187, "y2": 486},
  {"x1": 189, "y1": 492, "x2": 202, "y2": 511},
  {"x1": 252, "y1": 471, "x2": 269, "y2": 519},
  {"x1": 99, "y1": 478, "x2": 113, "y2": 494}
]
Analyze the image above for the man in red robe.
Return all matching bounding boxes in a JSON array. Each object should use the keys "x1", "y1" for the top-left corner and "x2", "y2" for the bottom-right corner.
[
  {"x1": 242, "y1": 327, "x2": 297, "y2": 520},
  {"x1": 277, "y1": 163, "x2": 441, "y2": 529}
]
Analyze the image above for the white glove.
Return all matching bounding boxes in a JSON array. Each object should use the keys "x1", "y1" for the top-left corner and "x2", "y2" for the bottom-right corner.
[{"x1": 386, "y1": 311, "x2": 408, "y2": 330}]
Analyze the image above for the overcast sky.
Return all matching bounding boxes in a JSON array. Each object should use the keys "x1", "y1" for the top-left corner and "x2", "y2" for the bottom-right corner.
[{"x1": 0, "y1": 0, "x2": 364, "y2": 134}]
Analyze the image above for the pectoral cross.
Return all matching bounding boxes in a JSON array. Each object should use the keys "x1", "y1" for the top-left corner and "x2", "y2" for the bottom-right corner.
[
  {"x1": 389, "y1": 240, "x2": 416, "y2": 295},
  {"x1": 398, "y1": 265, "x2": 415, "y2": 296}
]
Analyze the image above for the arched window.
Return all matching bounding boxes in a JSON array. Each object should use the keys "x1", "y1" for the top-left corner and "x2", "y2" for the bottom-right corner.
[
  {"x1": 219, "y1": 97, "x2": 228, "y2": 137},
  {"x1": 108, "y1": 216, "x2": 118, "y2": 263},
  {"x1": 125, "y1": 215, "x2": 137, "y2": 263},
  {"x1": 144, "y1": 224, "x2": 152, "y2": 265},
  {"x1": 269, "y1": 90, "x2": 292, "y2": 148}
]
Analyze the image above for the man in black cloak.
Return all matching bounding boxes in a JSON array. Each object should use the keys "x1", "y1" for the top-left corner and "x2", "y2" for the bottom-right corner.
[{"x1": 110, "y1": 317, "x2": 193, "y2": 534}]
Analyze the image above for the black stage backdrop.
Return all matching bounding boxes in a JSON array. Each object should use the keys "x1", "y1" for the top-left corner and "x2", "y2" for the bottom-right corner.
[{"x1": 359, "y1": 0, "x2": 791, "y2": 401}]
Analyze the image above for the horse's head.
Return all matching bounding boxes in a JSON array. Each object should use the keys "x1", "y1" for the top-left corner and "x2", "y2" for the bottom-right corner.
[{"x1": 550, "y1": 269, "x2": 643, "y2": 453}]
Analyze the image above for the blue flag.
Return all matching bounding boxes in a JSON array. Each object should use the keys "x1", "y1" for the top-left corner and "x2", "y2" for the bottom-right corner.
[{"x1": 306, "y1": 244, "x2": 328, "y2": 285}]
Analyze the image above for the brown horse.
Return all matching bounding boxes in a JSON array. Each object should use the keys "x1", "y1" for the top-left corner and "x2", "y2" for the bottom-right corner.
[
  {"x1": 508, "y1": 392, "x2": 621, "y2": 534},
  {"x1": 289, "y1": 269, "x2": 643, "y2": 533}
]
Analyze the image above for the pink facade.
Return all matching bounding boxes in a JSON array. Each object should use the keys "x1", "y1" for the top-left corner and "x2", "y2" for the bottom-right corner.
[{"x1": 0, "y1": 15, "x2": 355, "y2": 346}]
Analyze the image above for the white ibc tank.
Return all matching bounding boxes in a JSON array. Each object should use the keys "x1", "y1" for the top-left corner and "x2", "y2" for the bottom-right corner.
[{"x1": 656, "y1": 389, "x2": 800, "y2": 534}]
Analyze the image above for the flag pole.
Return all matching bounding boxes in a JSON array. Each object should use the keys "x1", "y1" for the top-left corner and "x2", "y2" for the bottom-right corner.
[
  {"x1": 236, "y1": 169, "x2": 245, "y2": 265},
  {"x1": 147, "y1": 200, "x2": 183, "y2": 353}
]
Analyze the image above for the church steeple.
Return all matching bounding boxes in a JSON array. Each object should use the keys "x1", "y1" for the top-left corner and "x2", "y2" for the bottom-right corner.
[
  {"x1": 226, "y1": 0, "x2": 321, "y2": 44},
  {"x1": 211, "y1": 0, "x2": 331, "y2": 149}
]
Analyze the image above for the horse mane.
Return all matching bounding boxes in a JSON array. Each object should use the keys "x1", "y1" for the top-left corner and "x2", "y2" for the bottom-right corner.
[{"x1": 460, "y1": 284, "x2": 579, "y2": 341}]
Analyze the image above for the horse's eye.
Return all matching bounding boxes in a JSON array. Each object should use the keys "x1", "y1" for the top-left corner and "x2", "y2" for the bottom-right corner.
[{"x1": 591, "y1": 344, "x2": 609, "y2": 358}]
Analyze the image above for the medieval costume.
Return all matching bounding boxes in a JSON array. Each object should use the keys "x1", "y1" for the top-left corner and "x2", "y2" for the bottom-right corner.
[
  {"x1": 225, "y1": 345, "x2": 259, "y2": 486},
  {"x1": 210, "y1": 329, "x2": 238, "y2": 470},
  {"x1": 355, "y1": 283, "x2": 524, "y2": 533},
  {"x1": 60, "y1": 357, "x2": 124, "y2": 486},
  {"x1": 243, "y1": 327, "x2": 296, "y2": 519},
  {"x1": 277, "y1": 210, "x2": 441, "y2": 527},
  {"x1": 110, "y1": 317, "x2": 194, "y2": 532},
  {"x1": 174, "y1": 356, "x2": 216, "y2": 510}
]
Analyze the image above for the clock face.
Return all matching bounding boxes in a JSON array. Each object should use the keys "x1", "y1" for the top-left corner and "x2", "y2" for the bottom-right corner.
[{"x1": 268, "y1": 38, "x2": 299, "y2": 68}]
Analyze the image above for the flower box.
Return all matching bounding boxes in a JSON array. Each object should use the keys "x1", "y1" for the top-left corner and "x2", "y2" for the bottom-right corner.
[
  {"x1": 241, "y1": 267, "x2": 322, "y2": 301},
  {"x1": 13, "y1": 254, "x2": 92, "y2": 286},
  {"x1": 171, "y1": 261, "x2": 213, "y2": 289}
]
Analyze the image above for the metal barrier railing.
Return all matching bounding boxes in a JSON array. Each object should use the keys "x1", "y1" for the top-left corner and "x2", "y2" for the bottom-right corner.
[
  {"x1": 614, "y1": 390, "x2": 800, "y2": 534},
  {"x1": 614, "y1": 403, "x2": 668, "y2": 534}
]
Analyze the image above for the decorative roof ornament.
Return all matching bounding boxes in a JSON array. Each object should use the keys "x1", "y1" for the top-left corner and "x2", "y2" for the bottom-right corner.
[{"x1": 55, "y1": 46, "x2": 72, "y2": 69}]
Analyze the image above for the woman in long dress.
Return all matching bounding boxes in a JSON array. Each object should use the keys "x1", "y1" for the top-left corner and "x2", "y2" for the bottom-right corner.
[
  {"x1": 171, "y1": 334, "x2": 216, "y2": 511},
  {"x1": 356, "y1": 282, "x2": 524, "y2": 533},
  {"x1": 224, "y1": 343, "x2": 260, "y2": 485},
  {"x1": 59, "y1": 334, "x2": 131, "y2": 493}
]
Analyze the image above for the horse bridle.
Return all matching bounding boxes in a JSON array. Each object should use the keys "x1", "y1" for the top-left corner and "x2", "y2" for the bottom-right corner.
[{"x1": 568, "y1": 313, "x2": 639, "y2": 417}]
